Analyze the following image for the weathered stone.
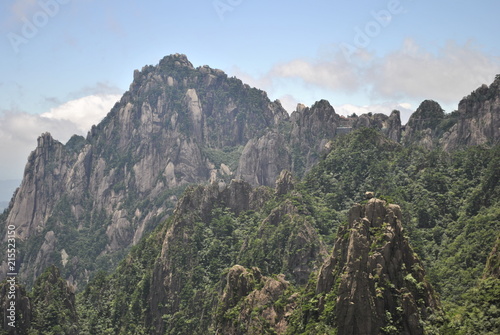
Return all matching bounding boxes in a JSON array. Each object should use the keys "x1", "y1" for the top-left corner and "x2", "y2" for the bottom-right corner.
[
  {"x1": 275, "y1": 170, "x2": 295, "y2": 195},
  {"x1": 316, "y1": 198, "x2": 441, "y2": 334}
]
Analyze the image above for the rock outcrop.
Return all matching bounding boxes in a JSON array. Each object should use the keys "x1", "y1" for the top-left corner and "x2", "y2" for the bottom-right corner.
[
  {"x1": 149, "y1": 177, "x2": 326, "y2": 333},
  {"x1": 441, "y1": 76, "x2": 500, "y2": 150},
  {"x1": 0, "y1": 54, "x2": 291, "y2": 287},
  {"x1": 2, "y1": 52, "x2": 498, "y2": 292},
  {"x1": 289, "y1": 100, "x2": 340, "y2": 175},
  {"x1": 353, "y1": 110, "x2": 402, "y2": 143},
  {"x1": 484, "y1": 234, "x2": 500, "y2": 279},
  {"x1": 217, "y1": 265, "x2": 293, "y2": 335},
  {"x1": 402, "y1": 100, "x2": 445, "y2": 148},
  {"x1": 236, "y1": 131, "x2": 291, "y2": 186},
  {"x1": 402, "y1": 76, "x2": 500, "y2": 150},
  {"x1": 149, "y1": 179, "x2": 271, "y2": 334},
  {"x1": 316, "y1": 197, "x2": 441, "y2": 335}
]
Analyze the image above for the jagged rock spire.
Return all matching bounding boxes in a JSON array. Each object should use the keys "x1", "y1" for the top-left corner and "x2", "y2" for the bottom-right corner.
[{"x1": 316, "y1": 198, "x2": 441, "y2": 335}]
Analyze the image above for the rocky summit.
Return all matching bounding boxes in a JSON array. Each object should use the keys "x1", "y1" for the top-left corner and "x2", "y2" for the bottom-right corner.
[
  {"x1": 1, "y1": 55, "x2": 499, "y2": 334},
  {"x1": 0, "y1": 54, "x2": 407, "y2": 288},
  {"x1": 316, "y1": 198, "x2": 441, "y2": 335}
]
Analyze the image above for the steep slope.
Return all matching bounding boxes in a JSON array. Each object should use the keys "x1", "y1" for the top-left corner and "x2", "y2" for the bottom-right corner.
[
  {"x1": 4, "y1": 53, "x2": 406, "y2": 288},
  {"x1": 75, "y1": 172, "x2": 442, "y2": 334},
  {"x1": 76, "y1": 174, "x2": 329, "y2": 334},
  {"x1": 402, "y1": 75, "x2": 500, "y2": 150},
  {"x1": 3, "y1": 54, "x2": 347, "y2": 287},
  {"x1": 449, "y1": 235, "x2": 500, "y2": 334},
  {"x1": 314, "y1": 197, "x2": 440, "y2": 334},
  {"x1": 0, "y1": 266, "x2": 77, "y2": 335},
  {"x1": 441, "y1": 75, "x2": 500, "y2": 150},
  {"x1": 402, "y1": 100, "x2": 446, "y2": 148},
  {"x1": 48, "y1": 127, "x2": 499, "y2": 334},
  {"x1": 2, "y1": 53, "x2": 407, "y2": 288}
]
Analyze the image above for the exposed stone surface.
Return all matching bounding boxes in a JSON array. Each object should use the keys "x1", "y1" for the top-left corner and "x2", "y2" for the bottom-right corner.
[
  {"x1": 289, "y1": 100, "x2": 340, "y2": 174},
  {"x1": 316, "y1": 198, "x2": 441, "y2": 335},
  {"x1": 441, "y1": 77, "x2": 500, "y2": 150},
  {"x1": 221, "y1": 265, "x2": 258, "y2": 310},
  {"x1": 149, "y1": 179, "x2": 272, "y2": 334},
  {"x1": 236, "y1": 131, "x2": 291, "y2": 186},
  {"x1": 149, "y1": 176, "x2": 326, "y2": 333},
  {"x1": 217, "y1": 265, "x2": 292, "y2": 335},
  {"x1": 402, "y1": 100, "x2": 445, "y2": 149},
  {"x1": 353, "y1": 110, "x2": 402, "y2": 143},
  {"x1": 402, "y1": 77, "x2": 500, "y2": 150},
  {"x1": 484, "y1": 234, "x2": 500, "y2": 279},
  {"x1": 2, "y1": 53, "x2": 497, "y2": 292},
  {"x1": 275, "y1": 170, "x2": 295, "y2": 196},
  {"x1": 1, "y1": 54, "x2": 290, "y2": 287}
]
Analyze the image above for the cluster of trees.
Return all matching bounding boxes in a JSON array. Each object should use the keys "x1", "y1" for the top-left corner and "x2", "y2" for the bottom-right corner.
[{"x1": 2, "y1": 128, "x2": 499, "y2": 334}]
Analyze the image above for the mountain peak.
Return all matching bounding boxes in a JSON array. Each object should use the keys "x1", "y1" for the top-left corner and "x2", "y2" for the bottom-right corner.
[
  {"x1": 36, "y1": 132, "x2": 56, "y2": 148},
  {"x1": 316, "y1": 197, "x2": 441, "y2": 334},
  {"x1": 158, "y1": 53, "x2": 194, "y2": 69}
]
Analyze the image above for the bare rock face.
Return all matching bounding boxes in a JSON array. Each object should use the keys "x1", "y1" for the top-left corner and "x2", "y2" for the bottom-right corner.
[
  {"x1": 149, "y1": 179, "x2": 270, "y2": 334},
  {"x1": 5, "y1": 133, "x2": 73, "y2": 241},
  {"x1": 441, "y1": 77, "x2": 500, "y2": 150},
  {"x1": 4, "y1": 53, "x2": 495, "y2": 292},
  {"x1": 0, "y1": 54, "x2": 289, "y2": 287},
  {"x1": 402, "y1": 100, "x2": 445, "y2": 149},
  {"x1": 217, "y1": 265, "x2": 292, "y2": 335},
  {"x1": 401, "y1": 76, "x2": 500, "y2": 151},
  {"x1": 290, "y1": 100, "x2": 340, "y2": 175},
  {"x1": 275, "y1": 170, "x2": 295, "y2": 196},
  {"x1": 484, "y1": 234, "x2": 500, "y2": 279},
  {"x1": 316, "y1": 198, "x2": 440, "y2": 335},
  {"x1": 353, "y1": 110, "x2": 402, "y2": 143},
  {"x1": 148, "y1": 176, "x2": 326, "y2": 334},
  {"x1": 220, "y1": 265, "x2": 258, "y2": 310},
  {"x1": 236, "y1": 131, "x2": 291, "y2": 186}
]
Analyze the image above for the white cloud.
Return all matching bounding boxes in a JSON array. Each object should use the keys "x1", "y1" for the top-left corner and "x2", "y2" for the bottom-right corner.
[
  {"x1": 42, "y1": 94, "x2": 121, "y2": 133},
  {"x1": 233, "y1": 39, "x2": 500, "y2": 118},
  {"x1": 0, "y1": 111, "x2": 79, "y2": 180},
  {"x1": 275, "y1": 94, "x2": 299, "y2": 114},
  {"x1": 367, "y1": 39, "x2": 500, "y2": 104},
  {"x1": 270, "y1": 54, "x2": 361, "y2": 92},
  {"x1": 0, "y1": 93, "x2": 121, "y2": 180}
]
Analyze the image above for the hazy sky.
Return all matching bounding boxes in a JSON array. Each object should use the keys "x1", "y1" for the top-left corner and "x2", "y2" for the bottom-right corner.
[{"x1": 1, "y1": 0, "x2": 500, "y2": 181}]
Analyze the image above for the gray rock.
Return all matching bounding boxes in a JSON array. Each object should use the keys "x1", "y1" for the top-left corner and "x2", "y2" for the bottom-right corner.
[{"x1": 316, "y1": 198, "x2": 441, "y2": 334}]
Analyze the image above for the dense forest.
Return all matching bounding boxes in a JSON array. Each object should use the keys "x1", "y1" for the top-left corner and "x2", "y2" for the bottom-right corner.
[
  {"x1": 0, "y1": 55, "x2": 498, "y2": 334},
  {"x1": 2, "y1": 128, "x2": 497, "y2": 334}
]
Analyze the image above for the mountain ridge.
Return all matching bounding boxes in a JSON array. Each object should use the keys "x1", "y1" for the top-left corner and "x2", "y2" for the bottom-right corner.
[{"x1": 2, "y1": 54, "x2": 499, "y2": 288}]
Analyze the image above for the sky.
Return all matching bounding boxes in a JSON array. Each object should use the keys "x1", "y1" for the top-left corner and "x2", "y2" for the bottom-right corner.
[{"x1": 1, "y1": 0, "x2": 500, "y2": 186}]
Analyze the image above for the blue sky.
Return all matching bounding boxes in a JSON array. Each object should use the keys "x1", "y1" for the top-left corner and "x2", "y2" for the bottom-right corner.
[{"x1": 1, "y1": 0, "x2": 500, "y2": 183}]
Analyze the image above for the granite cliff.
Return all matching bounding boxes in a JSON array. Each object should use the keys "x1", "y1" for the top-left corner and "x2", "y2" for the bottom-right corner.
[
  {"x1": 0, "y1": 54, "x2": 405, "y2": 287},
  {"x1": 403, "y1": 75, "x2": 500, "y2": 150},
  {"x1": 1, "y1": 54, "x2": 499, "y2": 334},
  {"x1": 315, "y1": 196, "x2": 441, "y2": 334}
]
